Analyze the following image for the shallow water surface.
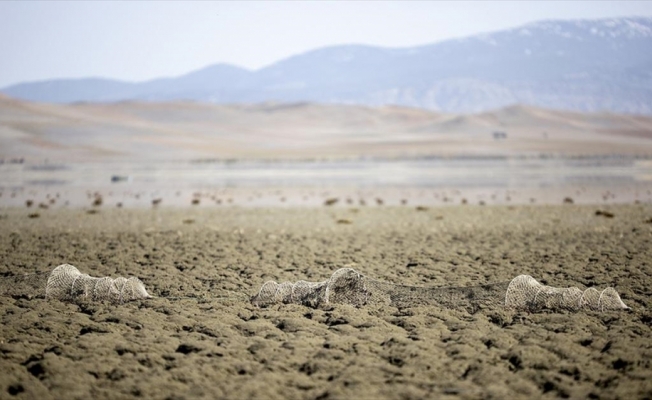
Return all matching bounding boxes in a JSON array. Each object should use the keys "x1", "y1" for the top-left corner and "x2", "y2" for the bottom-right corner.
[{"x1": 1, "y1": 157, "x2": 651, "y2": 208}]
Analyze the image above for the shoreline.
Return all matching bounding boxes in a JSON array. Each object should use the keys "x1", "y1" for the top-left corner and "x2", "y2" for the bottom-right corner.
[{"x1": 2, "y1": 183, "x2": 651, "y2": 210}]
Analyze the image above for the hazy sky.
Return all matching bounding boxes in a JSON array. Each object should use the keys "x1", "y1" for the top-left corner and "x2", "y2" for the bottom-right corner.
[{"x1": 1, "y1": 1, "x2": 651, "y2": 87}]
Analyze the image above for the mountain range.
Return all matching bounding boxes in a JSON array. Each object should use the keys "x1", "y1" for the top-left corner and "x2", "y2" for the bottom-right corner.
[{"x1": 2, "y1": 17, "x2": 652, "y2": 115}]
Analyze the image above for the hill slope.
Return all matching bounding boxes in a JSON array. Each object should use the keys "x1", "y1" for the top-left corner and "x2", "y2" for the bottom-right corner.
[{"x1": 1, "y1": 96, "x2": 652, "y2": 162}]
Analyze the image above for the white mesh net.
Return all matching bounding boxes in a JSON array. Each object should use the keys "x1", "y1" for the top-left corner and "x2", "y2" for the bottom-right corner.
[
  {"x1": 251, "y1": 268, "x2": 630, "y2": 313},
  {"x1": 0, "y1": 265, "x2": 630, "y2": 312},
  {"x1": 45, "y1": 264, "x2": 151, "y2": 304}
]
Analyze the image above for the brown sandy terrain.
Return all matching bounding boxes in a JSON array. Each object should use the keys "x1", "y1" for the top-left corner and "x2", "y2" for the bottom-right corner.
[
  {"x1": 2, "y1": 94, "x2": 652, "y2": 162},
  {"x1": 1, "y1": 205, "x2": 651, "y2": 399}
]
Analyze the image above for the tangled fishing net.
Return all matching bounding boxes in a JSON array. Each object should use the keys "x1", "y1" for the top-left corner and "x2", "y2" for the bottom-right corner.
[
  {"x1": 45, "y1": 264, "x2": 151, "y2": 304},
  {"x1": 0, "y1": 265, "x2": 630, "y2": 312},
  {"x1": 250, "y1": 268, "x2": 630, "y2": 313}
]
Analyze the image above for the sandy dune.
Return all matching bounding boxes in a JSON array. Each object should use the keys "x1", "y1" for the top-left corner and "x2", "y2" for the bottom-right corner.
[{"x1": 1, "y1": 95, "x2": 652, "y2": 162}]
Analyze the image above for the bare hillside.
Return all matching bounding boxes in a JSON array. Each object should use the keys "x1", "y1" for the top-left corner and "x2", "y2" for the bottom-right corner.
[{"x1": 1, "y1": 96, "x2": 652, "y2": 162}]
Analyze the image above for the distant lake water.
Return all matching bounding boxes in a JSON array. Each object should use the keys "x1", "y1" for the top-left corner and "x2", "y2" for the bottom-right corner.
[{"x1": 1, "y1": 156, "x2": 651, "y2": 207}]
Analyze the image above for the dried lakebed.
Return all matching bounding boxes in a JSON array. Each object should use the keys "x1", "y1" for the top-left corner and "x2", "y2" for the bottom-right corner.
[{"x1": 0, "y1": 205, "x2": 651, "y2": 399}]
